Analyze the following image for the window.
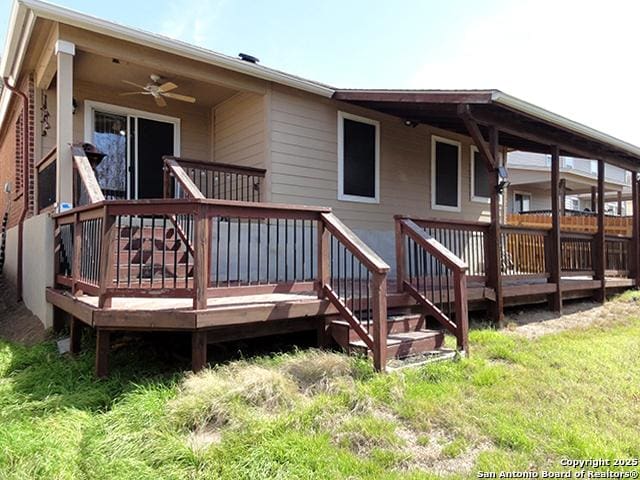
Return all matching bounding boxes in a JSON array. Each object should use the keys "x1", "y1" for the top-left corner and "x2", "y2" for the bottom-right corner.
[
  {"x1": 431, "y1": 136, "x2": 461, "y2": 211},
  {"x1": 338, "y1": 111, "x2": 380, "y2": 203},
  {"x1": 470, "y1": 146, "x2": 490, "y2": 202},
  {"x1": 513, "y1": 192, "x2": 531, "y2": 213}
]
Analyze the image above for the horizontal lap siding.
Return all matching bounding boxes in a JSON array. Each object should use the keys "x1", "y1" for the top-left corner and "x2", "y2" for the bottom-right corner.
[
  {"x1": 269, "y1": 85, "x2": 490, "y2": 231},
  {"x1": 213, "y1": 92, "x2": 265, "y2": 169}
]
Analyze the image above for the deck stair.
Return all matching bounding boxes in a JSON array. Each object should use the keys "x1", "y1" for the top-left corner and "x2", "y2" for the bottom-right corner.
[
  {"x1": 329, "y1": 312, "x2": 447, "y2": 360},
  {"x1": 114, "y1": 224, "x2": 193, "y2": 283}
]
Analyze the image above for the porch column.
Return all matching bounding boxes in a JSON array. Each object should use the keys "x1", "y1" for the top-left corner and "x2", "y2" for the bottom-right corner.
[
  {"x1": 617, "y1": 191, "x2": 623, "y2": 216},
  {"x1": 548, "y1": 146, "x2": 562, "y2": 312},
  {"x1": 55, "y1": 40, "x2": 75, "y2": 206},
  {"x1": 590, "y1": 186, "x2": 597, "y2": 212},
  {"x1": 594, "y1": 158, "x2": 606, "y2": 303},
  {"x1": 559, "y1": 179, "x2": 567, "y2": 215},
  {"x1": 632, "y1": 172, "x2": 640, "y2": 286},
  {"x1": 486, "y1": 127, "x2": 504, "y2": 325}
]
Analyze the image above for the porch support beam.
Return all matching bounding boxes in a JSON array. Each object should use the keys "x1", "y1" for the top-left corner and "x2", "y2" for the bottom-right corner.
[
  {"x1": 632, "y1": 172, "x2": 640, "y2": 286},
  {"x1": 591, "y1": 186, "x2": 597, "y2": 212},
  {"x1": 548, "y1": 146, "x2": 562, "y2": 313},
  {"x1": 486, "y1": 126, "x2": 504, "y2": 325},
  {"x1": 457, "y1": 104, "x2": 497, "y2": 169},
  {"x1": 95, "y1": 329, "x2": 110, "y2": 378},
  {"x1": 55, "y1": 39, "x2": 75, "y2": 206},
  {"x1": 559, "y1": 179, "x2": 567, "y2": 215},
  {"x1": 191, "y1": 330, "x2": 208, "y2": 373},
  {"x1": 594, "y1": 158, "x2": 606, "y2": 303},
  {"x1": 468, "y1": 107, "x2": 639, "y2": 172},
  {"x1": 617, "y1": 190, "x2": 623, "y2": 216}
]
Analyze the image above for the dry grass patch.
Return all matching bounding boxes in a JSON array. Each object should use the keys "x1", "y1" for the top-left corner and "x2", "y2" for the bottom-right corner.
[{"x1": 280, "y1": 349, "x2": 357, "y2": 393}]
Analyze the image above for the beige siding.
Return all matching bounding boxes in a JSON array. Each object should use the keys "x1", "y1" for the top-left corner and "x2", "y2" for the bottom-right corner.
[
  {"x1": 269, "y1": 84, "x2": 491, "y2": 231},
  {"x1": 213, "y1": 92, "x2": 265, "y2": 168}
]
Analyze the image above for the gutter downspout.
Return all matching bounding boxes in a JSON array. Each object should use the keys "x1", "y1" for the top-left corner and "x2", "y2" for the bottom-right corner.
[{"x1": 3, "y1": 77, "x2": 29, "y2": 302}]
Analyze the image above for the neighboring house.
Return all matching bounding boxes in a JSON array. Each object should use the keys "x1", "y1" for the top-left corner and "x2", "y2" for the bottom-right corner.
[
  {"x1": 507, "y1": 151, "x2": 632, "y2": 215},
  {"x1": 1, "y1": 0, "x2": 640, "y2": 375}
]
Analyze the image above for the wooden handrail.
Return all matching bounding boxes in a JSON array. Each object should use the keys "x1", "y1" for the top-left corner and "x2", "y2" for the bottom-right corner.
[
  {"x1": 321, "y1": 212, "x2": 389, "y2": 274},
  {"x1": 401, "y1": 219, "x2": 467, "y2": 273},
  {"x1": 164, "y1": 158, "x2": 205, "y2": 199},
  {"x1": 164, "y1": 155, "x2": 267, "y2": 176},
  {"x1": 396, "y1": 215, "x2": 489, "y2": 232},
  {"x1": 396, "y1": 217, "x2": 469, "y2": 353},
  {"x1": 71, "y1": 146, "x2": 105, "y2": 204}
]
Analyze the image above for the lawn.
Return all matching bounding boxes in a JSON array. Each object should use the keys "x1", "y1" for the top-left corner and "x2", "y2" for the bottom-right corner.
[{"x1": 0, "y1": 297, "x2": 639, "y2": 479}]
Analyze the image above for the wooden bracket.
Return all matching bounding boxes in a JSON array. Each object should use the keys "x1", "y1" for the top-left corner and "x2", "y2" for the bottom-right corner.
[{"x1": 457, "y1": 104, "x2": 498, "y2": 170}]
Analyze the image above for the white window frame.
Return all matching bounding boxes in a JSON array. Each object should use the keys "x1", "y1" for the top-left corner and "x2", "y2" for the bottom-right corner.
[
  {"x1": 431, "y1": 135, "x2": 462, "y2": 212},
  {"x1": 512, "y1": 190, "x2": 532, "y2": 213},
  {"x1": 83, "y1": 100, "x2": 181, "y2": 200},
  {"x1": 470, "y1": 146, "x2": 490, "y2": 204},
  {"x1": 337, "y1": 111, "x2": 380, "y2": 204}
]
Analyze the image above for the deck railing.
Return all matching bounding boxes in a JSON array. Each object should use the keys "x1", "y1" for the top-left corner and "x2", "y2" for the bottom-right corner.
[
  {"x1": 395, "y1": 216, "x2": 469, "y2": 353},
  {"x1": 163, "y1": 156, "x2": 266, "y2": 202},
  {"x1": 53, "y1": 198, "x2": 391, "y2": 369},
  {"x1": 500, "y1": 225, "x2": 548, "y2": 277},
  {"x1": 508, "y1": 212, "x2": 632, "y2": 236}
]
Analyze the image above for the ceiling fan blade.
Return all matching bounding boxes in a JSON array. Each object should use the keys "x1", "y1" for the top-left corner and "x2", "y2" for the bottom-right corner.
[
  {"x1": 122, "y1": 79, "x2": 148, "y2": 89},
  {"x1": 154, "y1": 95, "x2": 167, "y2": 107},
  {"x1": 162, "y1": 92, "x2": 196, "y2": 103},
  {"x1": 119, "y1": 91, "x2": 145, "y2": 96},
  {"x1": 157, "y1": 82, "x2": 178, "y2": 93}
]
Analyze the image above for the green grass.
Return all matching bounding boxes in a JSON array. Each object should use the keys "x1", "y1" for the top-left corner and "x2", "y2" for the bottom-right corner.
[{"x1": 1, "y1": 299, "x2": 640, "y2": 479}]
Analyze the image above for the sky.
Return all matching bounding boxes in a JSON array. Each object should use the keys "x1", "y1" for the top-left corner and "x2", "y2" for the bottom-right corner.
[{"x1": 0, "y1": 0, "x2": 639, "y2": 144}]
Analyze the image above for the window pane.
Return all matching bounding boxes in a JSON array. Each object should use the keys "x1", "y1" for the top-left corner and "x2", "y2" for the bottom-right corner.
[
  {"x1": 435, "y1": 141, "x2": 459, "y2": 207},
  {"x1": 473, "y1": 150, "x2": 491, "y2": 198},
  {"x1": 343, "y1": 118, "x2": 376, "y2": 198},
  {"x1": 93, "y1": 111, "x2": 128, "y2": 199}
]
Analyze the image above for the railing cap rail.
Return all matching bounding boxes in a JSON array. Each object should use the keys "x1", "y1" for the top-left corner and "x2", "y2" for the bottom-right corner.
[
  {"x1": 321, "y1": 212, "x2": 390, "y2": 274},
  {"x1": 395, "y1": 215, "x2": 490, "y2": 231},
  {"x1": 401, "y1": 219, "x2": 468, "y2": 272},
  {"x1": 163, "y1": 155, "x2": 267, "y2": 176}
]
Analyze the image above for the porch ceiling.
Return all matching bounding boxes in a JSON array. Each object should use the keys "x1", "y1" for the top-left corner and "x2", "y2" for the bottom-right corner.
[
  {"x1": 74, "y1": 51, "x2": 239, "y2": 108},
  {"x1": 333, "y1": 90, "x2": 640, "y2": 172},
  {"x1": 508, "y1": 168, "x2": 626, "y2": 194}
]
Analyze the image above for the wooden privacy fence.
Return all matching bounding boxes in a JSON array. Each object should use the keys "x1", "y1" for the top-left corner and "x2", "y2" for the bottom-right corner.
[
  {"x1": 507, "y1": 213, "x2": 632, "y2": 236},
  {"x1": 395, "y1": 216, "x2": 469, "y2": 353}
]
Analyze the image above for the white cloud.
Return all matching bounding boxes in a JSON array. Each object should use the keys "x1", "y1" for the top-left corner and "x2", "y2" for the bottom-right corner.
[
  {"x1": 409, "y1": 0, "x2": 640, "y2": 145},
  {"x1": 158, "y1": 0, "x2": 227, "y2": 48}
]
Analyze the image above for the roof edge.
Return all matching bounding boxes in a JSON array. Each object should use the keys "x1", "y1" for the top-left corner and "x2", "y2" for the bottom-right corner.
[{"x1": 3, "y1": 0, "x2": 335, "y2": 98}]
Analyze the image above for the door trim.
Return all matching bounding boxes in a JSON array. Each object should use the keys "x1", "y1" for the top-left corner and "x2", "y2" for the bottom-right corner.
[{"x1": 83, "y1": 100, "x2": 181, "y2": 199}]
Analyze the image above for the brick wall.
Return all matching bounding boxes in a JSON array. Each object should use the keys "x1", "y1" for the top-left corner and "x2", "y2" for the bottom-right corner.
[{"x1": 0, "y1": 73, "x2": 36, "y2": 229}]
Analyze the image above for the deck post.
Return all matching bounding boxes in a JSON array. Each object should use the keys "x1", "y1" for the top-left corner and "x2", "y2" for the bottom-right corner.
[
  {"x1": 317, "y1": 219, "x2": 330, "y2": 299},
  {"x1": 453, "y1": 269, "x2": 469, "y2": 354},
  {"x1": 594, "y1": 158, "x2": 606, "y2": 303},
  {"x1": 632, "y1": 171, "x2": 640, "y2": 286},
  {"x1": 486, "y1": 126, "x2": 504, "y2": 325},
  {"x1": 193, "y1": 205, "x2": 210, "y2": 310},
  {"x1": 69, "y1": 317, "x2": 82, "y2": 355},
  {"x1": 371, "y1": 272, "x2": 388, "y2": 372},
  {"x1": 548, "y1": 146, "x2": 562, "y2": 313},
  {"x1": 191, "y1": 330, "x2": 207, "y2": 372},
  {"x1": 394, "y1": 216, "x2": 405, "y2": 293},
  {"x1": 559, "y1": 179, "x2": 567, "y2": 215},
  {"x1": 52, "y1": 306, "x2": 69, "y2": 334},
  {"x1": 617, "y1": 191, "x2": 623, "y2": 216},
  {"x1": 98, "y1": 207, "x2": 116, "y2": 308},
  {"x1": 95, "y1": 329, "x2": 110, "y2": 378},
  {"x1": 591, "y1": 186, "x2": 597, "y2": 212}
]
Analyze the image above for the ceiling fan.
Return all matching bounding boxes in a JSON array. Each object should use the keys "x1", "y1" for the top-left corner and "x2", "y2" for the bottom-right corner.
[{"x1": 120, "y1": 74, "x2": 196, "y2": 107}]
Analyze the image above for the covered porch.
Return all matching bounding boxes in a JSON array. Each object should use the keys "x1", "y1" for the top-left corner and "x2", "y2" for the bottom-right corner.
[{"x1": 334, "y1": 89, "x2": 640, "y2": 323}]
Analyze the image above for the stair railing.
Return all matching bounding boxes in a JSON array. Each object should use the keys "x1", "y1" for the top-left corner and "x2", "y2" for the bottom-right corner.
[
  {"x1": 395, "y1": 216, "x2": 469, "y2": 353},
  {"x1": 319, "y1": 212, "x2": 390, "y2": 371}
]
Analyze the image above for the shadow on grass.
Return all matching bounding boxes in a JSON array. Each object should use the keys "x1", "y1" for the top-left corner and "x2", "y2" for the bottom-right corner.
[{"x1": 0, "y1": 328, "x2": 320, "y2": 416}]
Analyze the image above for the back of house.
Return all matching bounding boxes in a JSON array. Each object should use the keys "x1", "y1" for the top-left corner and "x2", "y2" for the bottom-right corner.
[{"x1": 1, "y1": 0, "x2": 639, "y2": 375}]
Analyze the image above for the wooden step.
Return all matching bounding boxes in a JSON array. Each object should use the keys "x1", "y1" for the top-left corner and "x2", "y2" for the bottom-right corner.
[
  {"x1": 330, "y1": 313, "x2": 424, "y2": 345},
  {"x1": 349, "y1": 329, "x2": 445, "y2": 359}
]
